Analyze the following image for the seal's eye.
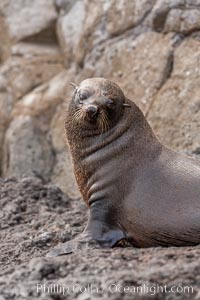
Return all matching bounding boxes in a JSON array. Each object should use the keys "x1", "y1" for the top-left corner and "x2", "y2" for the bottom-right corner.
[
  {"x1": 79, "y1": 92, "x2": 88, "y2": 101},
  {"x1": 106, "y1": 99, "x2": 115, "y2": 110}
]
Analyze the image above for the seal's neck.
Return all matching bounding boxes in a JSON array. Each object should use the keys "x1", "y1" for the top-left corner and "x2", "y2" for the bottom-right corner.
[
  {"x1": 65, "y1": 99, "x2": 161, "y2": 161},
  {"x1": 65, "y1": 99, "x2": 162, "y2": 204}
]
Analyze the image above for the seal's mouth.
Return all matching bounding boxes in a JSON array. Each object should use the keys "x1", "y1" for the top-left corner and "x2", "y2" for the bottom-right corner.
[
  {"x1": 73, "y1": 106, "x2": 111, "y2": 133},
  {"x1": 85, "y1": 107, "x2": 110, "y2": 133}
]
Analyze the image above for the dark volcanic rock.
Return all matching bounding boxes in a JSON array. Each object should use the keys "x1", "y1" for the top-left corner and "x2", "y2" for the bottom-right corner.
[
  {"x1": 0, "y1": 177, "x2": 86, "y2": 270},
  {"x1": 0, "y1": 177, "x2": 200, "y2": 300}
]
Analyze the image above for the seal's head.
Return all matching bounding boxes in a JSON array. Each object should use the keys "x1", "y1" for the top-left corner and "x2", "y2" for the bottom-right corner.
[{"x1": 69, "y1": 78, "x2": 130, "y2": 133}]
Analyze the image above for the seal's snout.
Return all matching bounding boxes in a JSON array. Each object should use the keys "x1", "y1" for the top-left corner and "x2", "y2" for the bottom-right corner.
[{"x1": 85, "y1": 105, "x2": 99, "y2": 120}]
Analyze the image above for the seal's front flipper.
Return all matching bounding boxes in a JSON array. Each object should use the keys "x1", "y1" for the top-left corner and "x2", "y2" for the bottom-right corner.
[
  {"x1": 46, "y1": 235, "x2": 99, "y2": 257},
  {"x1": 46, "y1": 226, "x2": 126, "y2": 257},
  {"x1": 46, "y1": 201, "x2": 127, "y2": 257}
]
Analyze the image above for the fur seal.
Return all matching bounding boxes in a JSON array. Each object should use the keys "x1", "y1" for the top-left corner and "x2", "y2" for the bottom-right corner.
[{"x1": 47, "y1": 78, "x2": 200, "y2": 257}]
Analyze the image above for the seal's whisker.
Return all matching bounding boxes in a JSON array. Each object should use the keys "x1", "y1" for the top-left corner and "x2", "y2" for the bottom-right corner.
[
  {"x1": 74, "y1": 112, "x2": 81, "y2": 121},
  {"x1": 100, "y1": 117, "x2": 105, "y2": 134},
  {"x1": 103, "y1": 111, "x2": 109, "y2": 132},
  {"x1": 73, "y1": 108, "x2": 84, "y2": 124},
  {"x1": 98, "y1": 112, "x2": 104, "y2": 134},
  {"x1": 98, "y1": 110, "x2": 109, "y2": 134},
  {"x1": 102, "y1": 113, "x2": 106, "y2": 133},
  {"x1": 103, "y1": 114, "x2": 108, "y2": 132}
]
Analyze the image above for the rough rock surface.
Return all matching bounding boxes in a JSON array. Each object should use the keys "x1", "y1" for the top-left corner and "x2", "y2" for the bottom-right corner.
[
  {"x1": 3, "y1": 116, "x2": 54, "y2": 179},
  {"x1": 0, "y1": 177, "x2": 200, "y2": 300},
  {"x1": 83, "y1": 31, "x2": 175, "y2": 112},
  {"x1": 1, "y1": 0, "x2": 200, "y2": 195},
  {"x1": 148, "y1": 37, "x2": 200, "y2": 152},
  {"x1": 0, "y1": 0, "x2": 58, "y2": 43}
]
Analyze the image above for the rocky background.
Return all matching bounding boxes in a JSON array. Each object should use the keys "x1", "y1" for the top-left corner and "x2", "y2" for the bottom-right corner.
[
  {"x1": 1, "y1": 0, "x2": 200, "y2": 299},
  {"x1": 1, "y1": 0, "x2": 200, "y2": 198}
]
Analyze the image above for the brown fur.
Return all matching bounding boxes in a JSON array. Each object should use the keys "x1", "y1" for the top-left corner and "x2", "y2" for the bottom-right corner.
[
  {"x1": 65, "y1": 78, "x2": 161, "y2": 205},
  {"x1": 47, "y1": 78, "x2": 200, "y2": 257}
]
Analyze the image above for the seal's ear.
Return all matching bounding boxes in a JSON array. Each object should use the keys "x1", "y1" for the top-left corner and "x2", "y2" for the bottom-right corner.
[
  {"x1": 69, "y1": 82, "x2": 78, "y2": 90},
  {"x1": 123, "y1": 103, "x2": 131, "y2": 108}
]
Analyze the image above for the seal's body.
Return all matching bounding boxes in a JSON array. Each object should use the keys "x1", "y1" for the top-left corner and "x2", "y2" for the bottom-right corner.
[{"x1": 47, "y1": 78, "x2": 200, "y2": 256}]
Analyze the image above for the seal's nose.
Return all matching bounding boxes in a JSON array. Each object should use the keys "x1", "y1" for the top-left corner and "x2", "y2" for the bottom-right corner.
[{"x1": 86, "y1": 105, "x2": 98, "y2": 118}]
